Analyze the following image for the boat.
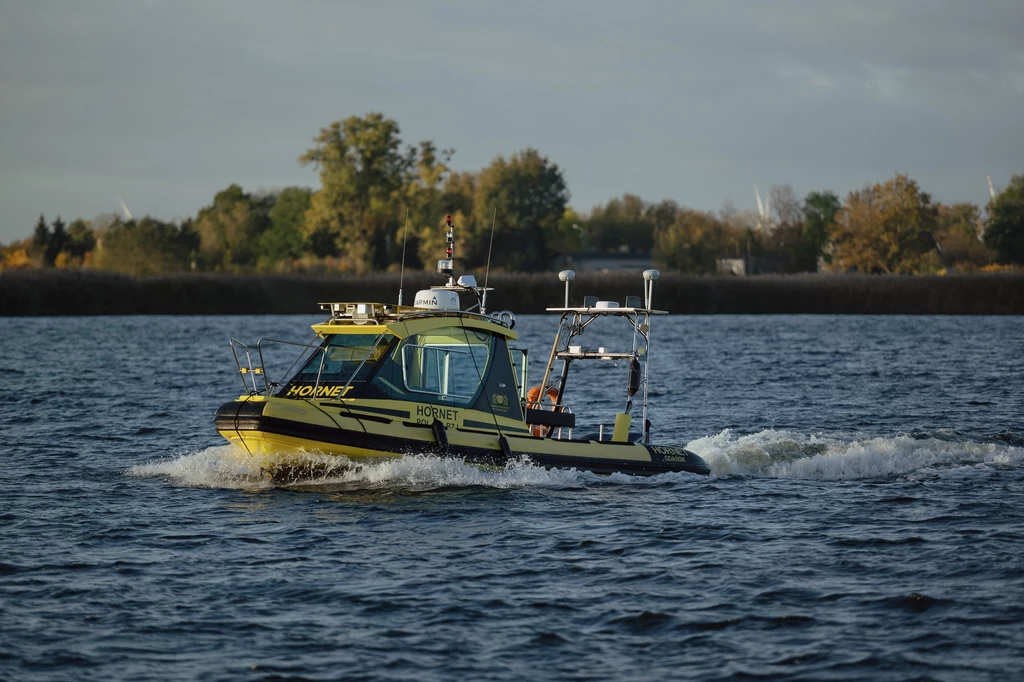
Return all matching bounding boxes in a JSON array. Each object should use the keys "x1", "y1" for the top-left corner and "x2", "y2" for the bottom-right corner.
[{"x1": 215, "y1": 215, "x2": 710, "y2": 479}]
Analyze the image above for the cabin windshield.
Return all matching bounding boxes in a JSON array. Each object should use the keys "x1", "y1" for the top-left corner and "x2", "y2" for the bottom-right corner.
[{"x1": 279, "y1": 333, "x2": 394, "y2": 400}]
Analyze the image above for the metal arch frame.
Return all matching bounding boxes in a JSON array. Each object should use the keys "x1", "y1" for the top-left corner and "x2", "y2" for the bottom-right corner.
[{"x1": 535, "y1": 308, "x2": 656, "y2": 443}]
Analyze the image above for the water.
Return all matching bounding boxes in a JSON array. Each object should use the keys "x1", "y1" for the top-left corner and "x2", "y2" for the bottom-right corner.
[{"x1": 2, "y1": 314, "x2": 1023, "y2": 681}]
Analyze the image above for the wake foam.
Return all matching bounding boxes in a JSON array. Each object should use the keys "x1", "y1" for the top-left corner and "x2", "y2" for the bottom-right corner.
[
  {"x1": 128, "y1": 445, "x2": 273, "y2": 489},
  {"x1": 128, "y1": 430, "x2": 1024, "y2": 490},
  {"x1": 127, "y1": 445, "x2": 596, "y2": 491},
  {"x1": 689, "y1": 429, "x2": 1024, "y2": 480}
]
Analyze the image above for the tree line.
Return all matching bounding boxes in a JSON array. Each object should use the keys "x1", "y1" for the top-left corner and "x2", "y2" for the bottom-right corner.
[{"x1": 2, "y1": 113, "x2": 1022, "y2": 275}]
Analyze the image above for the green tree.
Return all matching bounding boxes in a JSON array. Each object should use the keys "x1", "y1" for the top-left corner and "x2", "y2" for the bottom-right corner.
[
  {"x1": 472, "y1": 148, "x2": 569, "y2": 271},
  {"x1": 300, "y1": 113, "x2": 414, "y2": 270},
  {"x1": 194, "y1": 184, "x2": 270, "y2": 270},
  {"x1": 93, "y1": 217, "x2": 194, "y2": 276},
  {"x1": 828, "y1": 174, "x2": 940, "y2": 274},
  {"x1": 654, "y1": 209, "x2": 730, "y2": 273},
  {"x1": 585, "y1": 194, "x2": 653, "y2": 254},
  {"x1": 645, "y1": 199, "x2": 681, "y2": 242},
  {"x1": 404, "y1": 141, "x2": 456, "y2": 270},
  {"x1": 548, "y1": 207, "x2": 585, "y2": 257},
  {"x1": 800, "y1": 191, "x2": 841, "y2": 270},
  {"x1": 66, "y1": 219, "x2": 96, "y2": 260},
  {"x1": 44, "y1": 216, "x2": 68, "y2": 266},
  {"x1": 31, "y1": 215, "x2": 50, "y2": 262},
  {"x1": 754, "y1": 185, "x2": 805, "y2": 272},
  {"x1": 984, "y1": 174, "x2": 1024, "y2": 264},
  {"x1": 256, "y1": 187, "x2": 312, "y2": 268},
  {"x1": 931, "y1": 203, "x2": 992, "y2": 271},
  {"x1": 938, "y1": 202, "x2": 982, "y2": 240}
]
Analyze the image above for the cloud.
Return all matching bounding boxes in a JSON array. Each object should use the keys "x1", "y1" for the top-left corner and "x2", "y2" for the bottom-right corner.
[{"x1": 0, "y1": 0, "x2": 1022, "y2": 241}]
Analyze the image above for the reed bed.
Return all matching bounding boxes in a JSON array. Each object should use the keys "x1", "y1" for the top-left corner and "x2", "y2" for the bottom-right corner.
[{"x1": 2, "y1": 269, "x2": 1022, "y2": 316}]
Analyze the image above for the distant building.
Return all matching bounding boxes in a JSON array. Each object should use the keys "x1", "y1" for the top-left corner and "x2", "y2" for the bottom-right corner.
[
  {"x1": 716, "y1": 258, "x2": 748, "y2": 276},
  {"x1": 715, "y1": 255, "x2": 785, "y2": 275}
]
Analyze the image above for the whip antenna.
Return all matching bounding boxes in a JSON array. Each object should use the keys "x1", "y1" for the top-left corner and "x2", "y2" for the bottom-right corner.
[
  {"x1": 482, "y1": 207, "x2": 497, "y2": 312},
  {"x1": 397, "y1": 208, "x2": 409, "y2": 306}
]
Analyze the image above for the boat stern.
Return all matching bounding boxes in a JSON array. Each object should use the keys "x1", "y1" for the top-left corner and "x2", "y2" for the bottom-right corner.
[{"x1": 642, "y1": 444, "x2": 712, "y2": 476}]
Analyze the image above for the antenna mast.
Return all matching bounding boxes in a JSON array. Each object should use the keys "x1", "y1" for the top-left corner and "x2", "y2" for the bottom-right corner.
[
  {"x1": 482, "y1": 207, "x2": 497, "y2": 313},
  {"x1": 397, "y1": 208, "x2": 409, "y2": 306},
  {"x1": 437, "y1": 214, "x2": 456, "y2": 286}
]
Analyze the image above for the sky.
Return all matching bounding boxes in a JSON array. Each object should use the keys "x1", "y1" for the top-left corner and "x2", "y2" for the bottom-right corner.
[{"x1": 1, "y1": 0, "x2": 1022, "y2": 243}]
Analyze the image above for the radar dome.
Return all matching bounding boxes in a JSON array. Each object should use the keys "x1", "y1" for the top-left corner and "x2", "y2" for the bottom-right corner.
[{"x1": 413, "y1": 289, "x2": 460, "y2": 311}]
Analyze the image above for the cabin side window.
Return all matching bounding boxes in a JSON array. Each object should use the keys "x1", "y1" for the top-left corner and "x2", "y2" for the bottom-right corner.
[
  {"x1": 361, "y1": 326, "x2": 494, "y2": 407},
  {"x1": 400, "y1": 326, "x2": 493, "y2": 405},
  {"x1": 279, "y1": 333, "x2": 394, "y2": 400}
]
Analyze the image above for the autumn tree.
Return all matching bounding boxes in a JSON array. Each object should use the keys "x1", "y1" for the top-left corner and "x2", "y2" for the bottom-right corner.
[
  {"x1": 472, "y1": 148, "x2": 569, "y2": 271},
  {"x1": 300, "y1": 113, "x2": 415, "y2": 271},
  {"x1": 828, "y1": 174, "x2": 940, "y2": 274},
  {"x1": 0, "y1": 246, "x2": 31, "y2": 270},
  {"x1": 984, "y1": 174, "x2": 1024, "y2": 265}
]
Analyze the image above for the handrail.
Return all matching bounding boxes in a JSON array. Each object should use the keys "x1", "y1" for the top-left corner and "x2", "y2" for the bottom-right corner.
[
  {"x1": 256, "y1": 338, "x2": 326, "y2": 396},
  {"x1": 229, "y1": 338, "x2": 259, "y2": 395},
  {"x1": 397, "y1": 310, "x2": 513, "y2": 328},
  {"x1": 254, "y1": 335, "x2": 387, "y2": 398}
]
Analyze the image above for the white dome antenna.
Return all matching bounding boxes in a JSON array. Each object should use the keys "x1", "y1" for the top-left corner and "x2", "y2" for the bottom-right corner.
[
  {"x1": 643, "y1": 269, "x2": 660, "y2": 309},
  {"x1": 558, "y1": 269, "x2": 575, "y2": 307},
  {"x1": 413, "y1": 289, "x2": 460, "y2": 311}
]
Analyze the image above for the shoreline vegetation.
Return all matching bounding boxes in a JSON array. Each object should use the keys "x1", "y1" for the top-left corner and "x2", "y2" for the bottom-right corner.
[
  {"x1": 3, "y1": 112, "x2": 1021, "y2": 329},
  {"x1": 2, "y1": 269, "x2": 1022, "y2": 316},
  {"x1": 2, "y1": 113, "x2": 1023, "y2": 287}
]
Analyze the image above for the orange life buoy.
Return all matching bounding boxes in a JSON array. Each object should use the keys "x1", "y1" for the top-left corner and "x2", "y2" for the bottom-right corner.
[
  {"x1": 526, "y1": 384, "x2": 559, "y2": 408},
  {"x1": 526, "y1": 384, "x2": 560, "y2": 437}
]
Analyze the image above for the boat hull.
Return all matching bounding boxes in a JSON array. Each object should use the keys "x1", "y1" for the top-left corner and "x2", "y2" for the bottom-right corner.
[{"x1": 215, "y1": 398, "x2": 711, "y2": 477}]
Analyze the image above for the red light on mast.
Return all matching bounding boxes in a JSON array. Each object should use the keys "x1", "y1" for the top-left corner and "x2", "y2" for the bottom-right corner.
[{"x1": 445, "y1": 214, "x2": 452, "y2": 226}]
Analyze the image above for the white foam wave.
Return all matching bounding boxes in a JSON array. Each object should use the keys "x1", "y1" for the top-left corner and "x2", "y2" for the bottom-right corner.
[
  {"x1": 128, "y1": 430, "x2": 1024, "y2": 490},
  {"x1": 128, "y1": 445, "x2": 599, "y2": 491},
  {"x1": 687, "y1": 429, "x2": 1024, "y2": 480},
  {"x1": 128, "y1": 444, "x2": 273, "y2": 489}
]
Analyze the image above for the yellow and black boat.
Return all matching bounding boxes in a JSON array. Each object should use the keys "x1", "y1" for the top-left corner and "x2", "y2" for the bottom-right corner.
[{"x1": 215, "y1": 217, "x2": 709, "y2": 478}]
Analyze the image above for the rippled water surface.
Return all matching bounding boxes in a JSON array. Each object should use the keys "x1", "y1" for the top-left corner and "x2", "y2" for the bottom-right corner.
[{"x1": 2, "y1": 314, "x2": 1023, "y2": 681}]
